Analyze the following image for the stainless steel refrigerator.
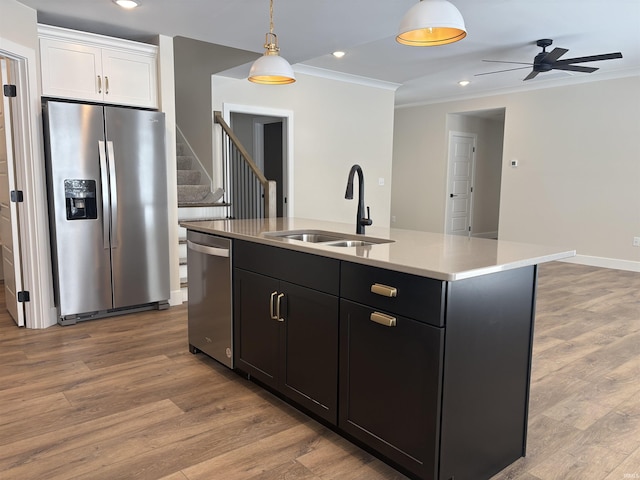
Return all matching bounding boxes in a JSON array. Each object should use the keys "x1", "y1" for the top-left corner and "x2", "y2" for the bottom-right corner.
[{"x1": 42, "y1": 100, "x2": 170, "y2": 325}]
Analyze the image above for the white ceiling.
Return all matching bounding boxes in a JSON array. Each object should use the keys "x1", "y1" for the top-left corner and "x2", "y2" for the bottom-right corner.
[{"x1": 17, "y1": 0, "x2": 640, "y2": 106}]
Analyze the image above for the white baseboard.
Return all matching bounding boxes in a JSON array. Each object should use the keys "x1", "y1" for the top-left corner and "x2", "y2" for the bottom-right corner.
[
  {"x1": 561, "y1": 254, "x2": 640, "y2": 273},
  {"x1": 169, "y1": 289, "x2": 184, "y2": 306},
  {"x1": 473, "y1": 231, "x2": 498, "y2": 239}
]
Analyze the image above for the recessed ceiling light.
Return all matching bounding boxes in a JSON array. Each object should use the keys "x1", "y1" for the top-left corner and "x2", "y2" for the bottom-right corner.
[
  {"x1": 332, "y1": 51, "x2": 346, "y2": 58},
  {"x1": 458, "y1": 80, "x2": 470, "y2": 86},
  {"x1": 113, "y1": 0, "x2": 140, "y2": 9}
]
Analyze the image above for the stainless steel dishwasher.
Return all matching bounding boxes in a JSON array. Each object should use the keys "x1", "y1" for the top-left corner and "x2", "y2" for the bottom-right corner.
[{"x1": 187, "y1": 230, "x2": 233, "y2": 368}]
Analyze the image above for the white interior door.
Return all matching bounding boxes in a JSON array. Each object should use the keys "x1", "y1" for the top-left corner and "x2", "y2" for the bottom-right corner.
[
  {"x1": 0, "y1": 58, "x2": 24, "y2": 326},
  {"x1": 445, "y1": 132, "x2": 476, "y2": 236}
]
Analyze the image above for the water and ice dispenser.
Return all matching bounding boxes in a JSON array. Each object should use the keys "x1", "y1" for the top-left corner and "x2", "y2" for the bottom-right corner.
[{"x1": 64, "y1": 179, "x2": 97, "y2": 220}]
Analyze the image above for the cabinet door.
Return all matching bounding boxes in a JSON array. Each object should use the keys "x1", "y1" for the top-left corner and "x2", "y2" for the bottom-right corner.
[
  {"x1": 339, "y1": 300, "x2": 444, "y2": 480},
  {"x1": 40, "y1": 38, "x2": 103, "y2": 102},
  {"x1": 280, "y1": 281, "x2": 339, "y2": 424},
  {"x1": 102, "y1": 48, "x2": 158, "y2": 108},
  {"x1": 234, "y1": 269, "x2": 280, "y2": 389}
]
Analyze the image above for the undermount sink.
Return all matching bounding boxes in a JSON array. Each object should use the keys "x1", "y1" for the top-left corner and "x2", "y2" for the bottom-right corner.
[
  {"x1": 264, "y1": 229, "x2": 394, "y2": 247},
  {"x1": 279, "y1": 233, "x2": 344, "y2": 243},
  {"x1": 327, "y1": 240, "x2": 374, "y2": 247}
]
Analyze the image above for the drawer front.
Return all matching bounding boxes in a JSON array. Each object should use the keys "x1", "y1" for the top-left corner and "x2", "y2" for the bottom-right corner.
[
  {"x1": 340, "y1": 261, "x2": 445, "y2": 326},
  {"x1": 234, "y1": 240, "x2": 340, "y2": 295}
]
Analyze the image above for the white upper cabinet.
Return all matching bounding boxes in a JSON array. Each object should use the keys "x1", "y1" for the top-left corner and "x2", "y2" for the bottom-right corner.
[{"x1": 39, "y1": 25, "x2": 158, "y2": 109}]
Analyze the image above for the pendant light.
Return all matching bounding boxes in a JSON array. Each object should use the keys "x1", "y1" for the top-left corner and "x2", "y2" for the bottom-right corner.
[
  {"x1": 397, "y1": 0, "x2": 467, "y2": 47},
  {"x1": 248, "y1": 0, "x2": 296, "y2": 84}
]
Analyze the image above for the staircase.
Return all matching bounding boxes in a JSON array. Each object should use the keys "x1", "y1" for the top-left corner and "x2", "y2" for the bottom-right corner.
[
  {"x1": 176, "y1": 142, "x2": 224, "y2": 206},
  {"x1": 176, "y1": 128, "x2": 229, "y2": 302},
  {"x1": 176, "y1": 116, "x2": 277, "y2": 303}
]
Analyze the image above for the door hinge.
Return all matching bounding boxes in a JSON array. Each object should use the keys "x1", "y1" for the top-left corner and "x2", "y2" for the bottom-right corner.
[
  {"x1": 3, "y1": 84, "x2": 17, "y2": 97},
  {"x1": 470, "y1": 186, "x2": 473, "y2": 193},
  {"x1": 18, "y1": 291, "x2": 30, "y2": 302},
  {"x1": 468, "y1": 226, "x2": 471, "y2": 232},
  {"x1": 473, "y1": 146, "x2": 476, "y2": 152},
  {"x1": 10, "y1": 190, "x2": 24, "y2": 202}
]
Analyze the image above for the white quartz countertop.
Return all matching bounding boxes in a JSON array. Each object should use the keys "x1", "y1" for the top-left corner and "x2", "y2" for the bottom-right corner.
[{"x1": 181, "y1": 218, "x2": 576, "y2": 281}]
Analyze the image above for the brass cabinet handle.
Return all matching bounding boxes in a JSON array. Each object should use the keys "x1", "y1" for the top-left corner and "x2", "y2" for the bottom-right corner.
[
  {"x1": 97, "y1": 75, "x2": 102, "y2": 93},
  {"x1": 270, "y1": 291, "x2": 278, "y2": 320},
  {"x1": 105, "y1": 76, "x2": 109, "y2": 94},
  {"x1": 371, "y1": 283, "x2": 397, "y2": 298},
  {"x1": 276, "y1": 293, "x2": 285, "y2": 322},
  {"x1": 370, "y1": 312, "x2": 397, "y2": 327}
]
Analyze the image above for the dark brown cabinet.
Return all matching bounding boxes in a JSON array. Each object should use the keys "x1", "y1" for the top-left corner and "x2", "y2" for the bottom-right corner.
[
  {"x1": 339, "y1": 263, "x2": 446, "y2": 479},
  {"x1": 230, "y1": 238, "x2": 538, "y2": 480},
  {"x1": 233, "y1": 240, "x2": 340, "y2": 424},
  {"x1": 339, "y1": 299, "x2": 443, "y2": 479}
]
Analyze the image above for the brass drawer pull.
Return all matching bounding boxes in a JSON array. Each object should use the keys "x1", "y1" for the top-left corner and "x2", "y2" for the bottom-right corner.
[
  {"x1": 370, "y1": 312, "x2": 397, "y2": 327},
  {"x1": 371, "y1": 283, "x2": 397, "y2": 297}
]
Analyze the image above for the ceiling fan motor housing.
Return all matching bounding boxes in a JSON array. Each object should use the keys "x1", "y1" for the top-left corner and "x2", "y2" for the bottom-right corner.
[{"x1": 533, "y1": 52, "x2": 554, "y2": 72}]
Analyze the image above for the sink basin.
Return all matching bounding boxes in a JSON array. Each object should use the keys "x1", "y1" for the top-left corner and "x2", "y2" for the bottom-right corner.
[
  {"x1": 279, "y1": 233, "x2": 343, "y2": 243},
  {"x1": 264, "y1": 229, "x2": 394, "y2": 247},
  {"x1": 327, "y1": 240, "x2": 374, "y2": 247}
]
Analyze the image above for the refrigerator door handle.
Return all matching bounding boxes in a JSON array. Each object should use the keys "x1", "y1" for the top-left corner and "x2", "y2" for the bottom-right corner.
[
  {"x1": 98, "y1": 140, "x2": 110, "y2": 249},
  {"x1": 106, "y1": 140, "x2": 118, "y2": 249}
]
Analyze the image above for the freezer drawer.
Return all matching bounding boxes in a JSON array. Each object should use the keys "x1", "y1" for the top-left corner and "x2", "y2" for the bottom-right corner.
[{"x1": 187, "y1": 230, "x2": 233, "y2": 368}]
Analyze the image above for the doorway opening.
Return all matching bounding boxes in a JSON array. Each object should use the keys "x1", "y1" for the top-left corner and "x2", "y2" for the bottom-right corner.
[
  {"x1": 444, "y1": 108, "x2": 505, "y2": 238},
  {"x1": 224, "y1": 104, "x2": 293, "y2": 218}
]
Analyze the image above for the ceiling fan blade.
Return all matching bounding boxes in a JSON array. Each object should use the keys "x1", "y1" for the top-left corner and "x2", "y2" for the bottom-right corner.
[
  {"x1": 523, "y1": 70, "x2": 540, "y2": 81},
  {"x1": 554, "y1": 52, "x2": 623, "y2": 65},
  {"x1": 552, "y1": 64, "x2": 598, "y2": 73},
  {"x1": 474, "y1": 66, "x2": 531, "y2": 77},
  {"x1": 482, "y1": 60, "x2": 533, "y2": 66},
  {"x1": 541, "y1": 47, "x2": 569, "y2": 63}
]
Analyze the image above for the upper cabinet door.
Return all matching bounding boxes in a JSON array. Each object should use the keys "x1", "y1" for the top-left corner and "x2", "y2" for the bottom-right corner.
[
  {"x1": 39, "y1": 25, "x2": 158, "y2": 109},
  {"x1": 101, "y1": 48, "x2": 158, "y2": 108},
  {"x1": 40, "y1": 38, "x2": 103, "y2": 103}
]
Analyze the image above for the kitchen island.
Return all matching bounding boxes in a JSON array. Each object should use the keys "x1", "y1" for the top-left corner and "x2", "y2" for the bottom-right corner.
[{"x1": 181, "y1": 218, "x2": 575, "y2": 480}]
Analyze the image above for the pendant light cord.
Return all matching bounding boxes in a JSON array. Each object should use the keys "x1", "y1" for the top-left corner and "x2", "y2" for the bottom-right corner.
[{"x1": 269, "y1": 0, "x2": 274, "y2": 35}]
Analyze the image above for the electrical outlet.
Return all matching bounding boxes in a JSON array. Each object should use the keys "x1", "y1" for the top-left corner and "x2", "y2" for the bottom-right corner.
[
  {"x1": 378, "y1": 177, "x2": 385, "y2": 186},
  {"x1": 633, "y1": 237, "x2": 640, "y2": 247}
]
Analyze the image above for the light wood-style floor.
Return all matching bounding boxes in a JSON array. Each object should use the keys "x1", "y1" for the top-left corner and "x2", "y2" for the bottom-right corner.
[{"x1": 0, "y1": 262, "x2": 638, "y2": 480}]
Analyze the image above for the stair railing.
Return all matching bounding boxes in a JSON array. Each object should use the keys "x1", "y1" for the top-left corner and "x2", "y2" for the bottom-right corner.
[{"x1": 214, "y1": 111, "x2": 277, "y2": 219}]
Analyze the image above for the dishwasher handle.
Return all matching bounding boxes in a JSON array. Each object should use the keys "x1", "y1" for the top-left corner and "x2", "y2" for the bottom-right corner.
[{"x1": 187, "y1": 240, "x2": 230, "y2": 258}]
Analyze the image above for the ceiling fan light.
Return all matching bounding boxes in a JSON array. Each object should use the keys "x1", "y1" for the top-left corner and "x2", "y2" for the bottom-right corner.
[
  {"x1": 248, "y1": 53, "x2": 296, "y2": 85},
  {"x1": 397, "y1": 0, "x2": 466, "y2": 46}
]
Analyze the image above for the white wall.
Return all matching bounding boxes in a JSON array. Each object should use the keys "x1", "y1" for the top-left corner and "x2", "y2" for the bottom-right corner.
[
  {"x1": 392, "y1": 75, "x2": 640, "y2": 270},
  {"x1": 0, "y1": 0, "x2": 37, "y2": 49},
  {"x1": 156, "y1": 35, "x2": 182, "y2": 307},
  {"x1": 212, "y1": 73, "x2": 396, "y2": 227}
]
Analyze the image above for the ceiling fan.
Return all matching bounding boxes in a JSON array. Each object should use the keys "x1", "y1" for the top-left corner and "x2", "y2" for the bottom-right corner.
[{"x1": 476, "y1": 39, "x2": 623, "y2": 81}]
